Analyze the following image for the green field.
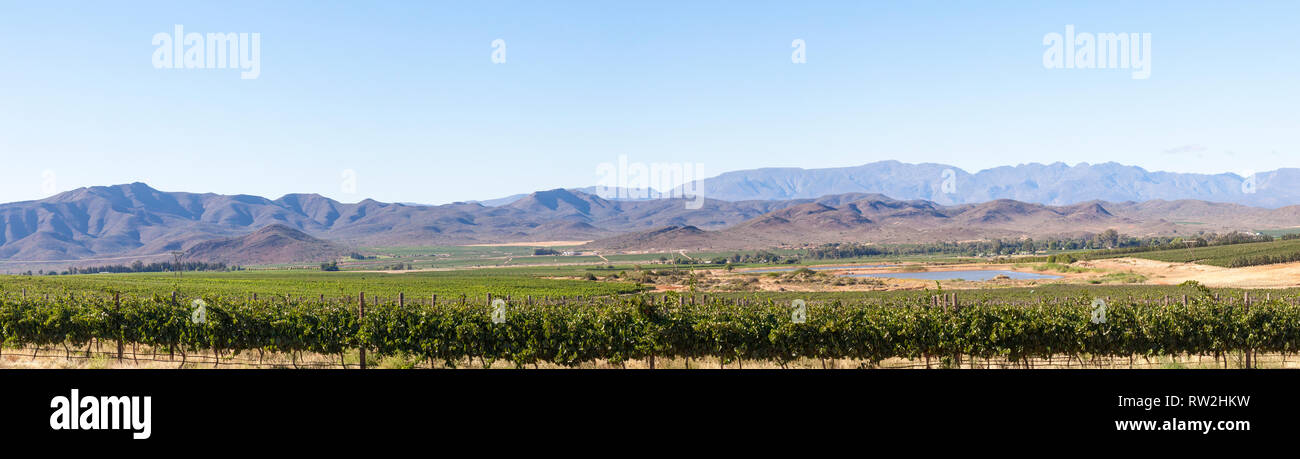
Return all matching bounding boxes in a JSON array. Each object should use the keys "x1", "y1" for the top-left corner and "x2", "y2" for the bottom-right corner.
[
  {"x1": 0, "y1": 269, "x2": 647, "y2": 300},
  {"x1": 1257, "y1": 228, "x2": 1300, "y2": 238}
]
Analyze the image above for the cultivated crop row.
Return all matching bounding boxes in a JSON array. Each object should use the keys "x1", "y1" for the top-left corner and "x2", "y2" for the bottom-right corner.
[{"x1": 0, "y1": 293, "x2": 1293, "y2": 368}]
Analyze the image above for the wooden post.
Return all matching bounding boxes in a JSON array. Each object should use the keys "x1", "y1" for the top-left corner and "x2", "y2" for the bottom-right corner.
[
  {"x1": 431, "y1": 294, "x2": 437, "y2": 306},
  {"x1": 359, "y1": 292, "x2": 366, "y2": 370},
  {"x1": 399, "y1": 292, "x2": 404, "y2": 307},
  {"x1": 115, "y1": 293, "x2": 123, "y2": 363},
  {"x1": 1245, "y1": 292, "x2": 1252, "y2": 369}
]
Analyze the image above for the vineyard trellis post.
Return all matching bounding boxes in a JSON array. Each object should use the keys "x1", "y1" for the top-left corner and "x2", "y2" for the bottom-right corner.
[
  {"x1": 1245, "y1": 292, "x2": 1252, "y2": 369},
  {"x1": 116, "y1": 292, "x2": 123, "y2": 363},
  {"x1": 359, "y1": 292, "x2": 366, "y2": 370}
]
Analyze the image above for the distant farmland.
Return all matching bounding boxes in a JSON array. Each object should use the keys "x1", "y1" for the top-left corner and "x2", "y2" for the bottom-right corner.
[{"x1": 1124, "y1": 238, "x2": 1300, "y2": 267}]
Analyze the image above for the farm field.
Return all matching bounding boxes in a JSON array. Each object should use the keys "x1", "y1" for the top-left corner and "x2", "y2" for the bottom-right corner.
[
  {"x1": 6, "y1": 241, "x2": 1300, "y2": 370},
  {"x1": 1096, "y1": 238, "x2": 1300, "y2": 267},
  {"x1": 0, "y1": 269, "x2": 647, "y2": 300}
]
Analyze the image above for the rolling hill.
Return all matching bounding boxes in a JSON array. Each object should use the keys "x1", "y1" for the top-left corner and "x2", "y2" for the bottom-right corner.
[{"x1": 181, "y1": 224, "x2": 348, "y2": 266}]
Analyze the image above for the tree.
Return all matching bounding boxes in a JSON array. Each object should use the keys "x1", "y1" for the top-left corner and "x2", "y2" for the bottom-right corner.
[{"x1": 1095, "y1": 229, "x2": 1121, "y2": 249}]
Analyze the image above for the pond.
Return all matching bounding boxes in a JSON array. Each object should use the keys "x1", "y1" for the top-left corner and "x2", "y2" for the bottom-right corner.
[{"x1": 842, "y1": 270, "x2": 1062, "y2": 281}]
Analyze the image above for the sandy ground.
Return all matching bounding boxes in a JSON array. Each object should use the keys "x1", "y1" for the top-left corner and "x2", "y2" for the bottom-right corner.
[
  {"x1": 1082, "y1": 258, "x2": 1300, "y2": 289},
  {"x1": 356, "y1": 256, "x2": 1300, "y2": 288},
  {"x1": 723, "y1": 263, "x2": 1097, "y2": 292}
]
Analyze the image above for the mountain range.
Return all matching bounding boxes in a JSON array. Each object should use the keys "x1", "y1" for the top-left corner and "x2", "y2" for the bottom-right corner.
[
  {"x1": 481, "y1": 161, "x2": 1300, "y2": 209},
  {"x1": 2, "y1": 160, "x2": 1299, "y2": 268},
  {"x1": 0, "y1": 183, "x2": 783, "y2": 265},
  {"x1": 586, "y1": 196, "x2": 1300, "y2": 251}
]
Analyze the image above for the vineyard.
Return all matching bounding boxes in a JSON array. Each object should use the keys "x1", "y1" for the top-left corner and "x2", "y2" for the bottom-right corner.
[
  {"x1": 2, "y1": 288, "x2": 1297, "y2": 369},
  {"x1": 0, "y1": 270, "x2": 647, "y2": 299},
  {"x1": 1115, "y1": 238, "x2": 1300, "y2": 268}
]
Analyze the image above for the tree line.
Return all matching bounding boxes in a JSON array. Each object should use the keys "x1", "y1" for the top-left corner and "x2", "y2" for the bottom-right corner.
[
  {"x1": 24, "y1": 261, "x2": 237, "y2": 276},
  {"x1": 804, "y1": 230, "x2": 1277, "y2": 260}
]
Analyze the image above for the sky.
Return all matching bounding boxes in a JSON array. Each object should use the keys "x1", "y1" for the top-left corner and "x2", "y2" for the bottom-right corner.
[{"x1": 0, "y1": 1, "x2": 1297, "y2": 205}]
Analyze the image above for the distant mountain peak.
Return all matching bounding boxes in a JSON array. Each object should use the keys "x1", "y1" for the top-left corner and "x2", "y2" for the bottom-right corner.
[{"x1": 676, "y1": 161, "x2": 1297, "y2": 208}]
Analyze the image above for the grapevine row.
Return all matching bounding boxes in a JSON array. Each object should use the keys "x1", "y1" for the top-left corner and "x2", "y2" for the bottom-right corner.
[{"x1": 0, "y1": 294, "x2": 1295, "y2": 367}]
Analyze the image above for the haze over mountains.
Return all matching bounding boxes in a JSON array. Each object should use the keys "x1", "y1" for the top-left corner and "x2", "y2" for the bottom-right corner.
[
  {"x1": 2, "y1": 160, "x2": 1299, "y2": 267},
  {"x1": 692, "y1": 161, "x2": 1300, "y2": 208},
  {"x1": 587, "y1": 195, "x2": 1300, "y2": 251},
  {"x1": 482, "y1": 161, "x2": 1300, "y2": 209}
]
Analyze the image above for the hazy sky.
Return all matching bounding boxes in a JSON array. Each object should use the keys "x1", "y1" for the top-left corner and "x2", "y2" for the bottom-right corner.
[{"x1": 1, "y1": 1, "x2": 1296, "y2": 204}]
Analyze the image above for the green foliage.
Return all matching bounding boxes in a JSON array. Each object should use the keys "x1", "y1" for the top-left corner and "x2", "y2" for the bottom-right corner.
[
  {"x1": 1, "y1": 293, "x2": 1295, "y2": 366},
  {"x1": 0, "y1": 270, "x2": 646, "y2": 299},
  {"x1": 1113, "y1": 238, "x2": 1300, "y2": 267}
]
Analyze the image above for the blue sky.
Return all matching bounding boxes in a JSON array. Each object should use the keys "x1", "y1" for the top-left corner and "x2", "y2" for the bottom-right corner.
[{"x1": 1, "y1": 1, "x2": 1296, "y2": 204}]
